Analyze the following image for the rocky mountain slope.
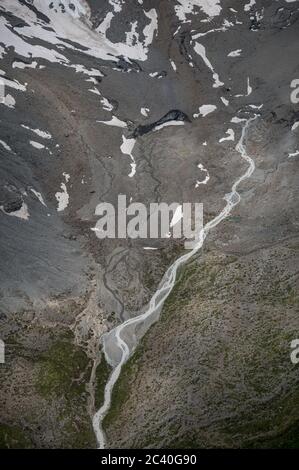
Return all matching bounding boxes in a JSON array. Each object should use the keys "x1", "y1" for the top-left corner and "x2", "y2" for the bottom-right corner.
[{"x1": 0, "y1": 0, "x2": 298, "y2": 448}]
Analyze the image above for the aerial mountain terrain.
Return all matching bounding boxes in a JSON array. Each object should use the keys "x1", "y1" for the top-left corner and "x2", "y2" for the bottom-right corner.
[{"x1": 0, "y1": 0, "x2": 298, "y2": 449}]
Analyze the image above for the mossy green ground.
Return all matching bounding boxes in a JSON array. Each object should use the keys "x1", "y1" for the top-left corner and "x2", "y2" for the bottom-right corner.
[
  {"x1": 0, "y1": 424, "x2": 32, "y2": 449},
  {"x1": 1, "y1": 330, "x2": 96, "y2": 448},
  {"x1": 102, "y1": 254, "x2": 299, "y2": 448},
  {"x1": 35, "y1": 332, "x2": 89, "y2": 399},
  {"x1": 94, "y1": 356, "x2": 112, "y2": 410}
]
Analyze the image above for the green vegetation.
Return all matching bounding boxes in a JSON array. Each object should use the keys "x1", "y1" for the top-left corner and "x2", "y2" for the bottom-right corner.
[
  {"x1": 0, "y1": 424, "x2": 32, "y2": 449},
  {"x1": 94, "y1": 356, "x2": 112, "y2": 410},
  {"x1": 33, "y1": 330, "x2": 96, "y2": 448},
  {"x1": 102, "y1": 346, "x2": 145, "y2": 430},
  {"x1": 35, "y1": 332, "x2": 90, "y2": 400}
]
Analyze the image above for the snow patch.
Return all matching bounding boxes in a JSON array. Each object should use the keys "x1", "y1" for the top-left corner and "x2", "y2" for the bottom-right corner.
[
  {"x1": 141, "y1": 107, "x2": 149, "y2": 117},
  {"x1": 55, "y1": 182, "x2": 69, "y2": 212},
  {"x1": 195, "y1": 163, "x2": 210, "y2": 186},
  {"x1": 219, "y1": 129, "x2": 235, "y2": 142},
  {"x1": 193, "y1": 104, "x2": 217, "y2": 118},
  {"x1": 154, "y1": 121, "x2": 184, "y2": 131},
  {"x1": 30, "y1": 141, "x2": 45, "y2": 149},
  {"x1": 193, "y1": 42, "x2": 224, "y2": 88},
  {"x1": 97, "y1": 116, "x2": 127, "y2": 128},
  {"x1": 30, "y1": 188, "x2": 47, "y2": 207},
  {"x1": 175, "y1": 1, "x2": 222, "y2": 22},
  {"x1": 1, "y1": 201, "x2": 29, "y2": 220},
  {"x1": 22, "y1": 125, "x2": 52, "y2": 139},
  {"x1": 120, "y1": 136, "x2": 137, "y2": 177},
  {"x1": 0, "y1": 139, "x2": 12, "y2": 152},
  {"x1": 228, "y1": 49, "x2": 242, "y2": 57}
]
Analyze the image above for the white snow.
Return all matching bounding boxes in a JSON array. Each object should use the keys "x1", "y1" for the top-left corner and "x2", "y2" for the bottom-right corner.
[
  {"x1": 120, "y1": 136, "x2": 137, "y2": 177},
  {"x1": 231, "y1": 116, "x2": 247, "y2": 123},
  {"x1": 86, "y1": 77, "x2": 98, "y2": 84},
  {"x1": 12, "y1": 60, "x2": 38, "y2": 69},
  {"x1": 219, "y1": 128, "x2": 235, "y2": 142},
  {"x1": 0, "y1": 76, "x2": 26, "y2": 92},
  {"x1": 2, "y1": 95, "x2": 16, "y2": 109},
  {"x1": 244, "y1": 0, "x2": 256, "y2": 12},
  {"x1": 141, "y1": 107, "x2": 149, "y2": 117},
  {"x1": 71, "y1": 64, "x2": 104, "y2": 77},
  {"x1": 235, "y1": 77, "x2": 252, "y2": 97},
  {"x1": 22, "y1": 125, "x2": 52, "y2": 139},
  {"x1": 247, "y1": 77, "x2": 252, "y2": 96},
  {"x1": 0, "y1": 13, "x2": 68, "y2": 65},
  {"x1": 149, "y1": 72, "x2": 160, "y2": 78},
  {"x1": 175, "y1": 1, "x2": 222, "y2": 22},
  {"x1": 0, "y1": 1, "x2": 158, "y2": 68},
  {"x1": 291, "y1": 122, "x2": 299, "y2": 131},
  {"x1": 0, "y1": 139, "x2": 12, "y2": 152},
  {"x1": 143, "y1": 9, "x2": 158, "y2": 49},
  {"x1": 97, "y1": 116, "x2": 127, "y2": 128},
  {"x1": 288, "y1": 150, "x2": 299, "y2": 158},
  {"x1": 193, "y1": 42, "x2": 224, "y2": 88},
  {"x1": 89, "y1": 87, "x2": 101, "y2": 96},
  {"x1": 1, "y1": 201, "x2": 29, "y2": 220},
  {"x1": 109, "y1": 0, "x2": 124, "y2": 12},
  {"x1": 0, "y1": 45, "x2": 6, "y2": 59},
  {"x1": 195, "y1": 163, "x2": 210, "y2": 186},
  {"x1": 249, "y1": 104, "x2": 263, "y2": 110},
  {"x1": 192, "y1": 20, "x2": 234, "y2": 39},
  {"x1": 193, "y1": 104, "x2": 217, "y2": 118},
  {"x1": 55, "y1": 183, "x2": 69, "y2": 211},
  {"x1": 170, "y1": 59, "x2": 177, "y2": 71},
  {"x1": 30, "y1": 188, "x2": 47, "y2": 206},
  {"x1": 154, "y1": 120, "x2": 185, "y2": 131},
  {"x1": 63, "y1": 172, "x2": 70, "y2": 183},
  {"x1": 88, "y1": 87, "x2": 113, "y2": 110},
  {"x1": 30, "y1": 141, "x2": 45, "y2": 150},
  {"x1": 228, "y1": 49, "x2": 242, "y2": 57},
  {"x1": 101, "y1": 97, "x2": 114, "y2": 111},
  {"x1": 221, "y1": 97, "x2": 229, "y2": 106}
]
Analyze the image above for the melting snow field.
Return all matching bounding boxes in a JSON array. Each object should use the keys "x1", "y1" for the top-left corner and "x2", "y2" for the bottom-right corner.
[
  {"x1": 97, "y1": 116, "x2": 127, "y2": 128},
  {"x1": 120, "y1": 136, "x2": 136, "y2": 177},
  {"x1": 0, "y1": 0, "x2": 159, "y2": 79},
  {"x1": 194, "y1": 104, "x2": 217, "y2": 118},
  {"x1": 0, "y1": 201, "x2": 29, "y2": 220},
  {"x1": 219, "y1": 129, "x2": 235, "y2": 142},
  {"x1": 175, "y1": 0, "x2": 222, "y2": 21},
  {"x1": 288, "y1": 150, "x2": 299, "y2": 158},
  {"x1": 0, "y1": 139, "x2": 12, "y2": 152},
  {"x1": 55, "y1": 184, "x2": 69, "y2": 211},
  {"x1": 154, "y1": 120, "x2": 185, "y2": 131},
  {"x1": 30, "y1": 188, "x2": 47, "y2": 207},
  {"x1": 30, "y1": 141, "x2": 46, "y2": 150},
  {"x1": 55, "y1": 174, "x2": 70, "y2": 211},
  {"x1": 193, "y1": 43, "x2": 224, "y2": 88},
  {"x1": 228, "y1": 49, "x2": 242, "y2": 57},
  {"x1": 22, "y1": 125, "x2": 52, "y2": 139},
  {"x1": 195, "y1": 163, "x2": 210, "y2": 187}
]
